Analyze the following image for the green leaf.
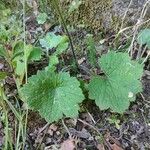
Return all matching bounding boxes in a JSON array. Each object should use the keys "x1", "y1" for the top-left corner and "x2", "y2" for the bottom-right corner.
[
  {"x1": 20, "y1": 70, "x2": 85, "y2": 123},
  {"x1": 0, "y1": 25, "x2": 8, "y2": 42},
  {"x1": 12, "y1": 44, "x2": 42, "y2": 76},
  {"x1": 37, "y1": 13, "x2": 48, "y2": 24},
  {"x1": 28, "y1": 47, "x2": 42, "y2": 61},
  {"x1": 88, "y1": 51, "x2": 143, "y2": 113},
  {"x1": 14, "y1": 58, "x2": 25, "y2": 76},
  {"x1": 0, "y1": 44, "x2": 7, "y2": 58},
  {"x1": 55, "y1": 42, "x2": 69, "y2": 55},
  {"x1": 13, "y1": 44, "x2": 42, "y2": 61},
  {"x1": 49, "y1": 54, "x2": 59, "y2": 66},
  {"x1": 0, "y1": 72, "x2": 7, "y2": 80},
  {"x1": 137, "y1": 29, "x2": 150, "y2": 48},
  {"x1": 13, "y1": 41, "x2": 24, "y2": 55},
  {"x1": 12, "y1": 41, "x2": 24, "y2": 60},
  {"x1": 86, "y1": 34, "x2": 97, "y2": 67},
  {"x1": 40, "y1": 32, "x2": 68, "y2": 50}
]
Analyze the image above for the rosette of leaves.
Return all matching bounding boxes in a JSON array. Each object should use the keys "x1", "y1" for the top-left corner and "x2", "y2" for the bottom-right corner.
[
  {"x1": 88, "y1": 51, "x2": 143, "y2": 113},
  {"x1": 20, "y1": 70, "x2": 84, "y2": 123}
]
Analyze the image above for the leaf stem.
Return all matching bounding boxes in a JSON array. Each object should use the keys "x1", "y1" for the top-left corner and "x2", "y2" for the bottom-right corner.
[
  {"x1": 52, "y1": 0, "x2": 79, "y2": 70},
  {"x1": 23, "y1": 0, "x2": 27, "y2": 83}
]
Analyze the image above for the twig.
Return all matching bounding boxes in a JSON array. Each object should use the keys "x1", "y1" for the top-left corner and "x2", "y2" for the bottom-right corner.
[
  {"x1": 142, "y1": 51, "x2": 150, "y2": 64},
  {"x1": 140, "y1": 93, "x2": 150, "y2": 105},
  {"x1": 129, "y1": 0, "x2": 150, "y2": 57},
  {"x1": 139, "y1": 107, "x2": 149, "y2": 138},
  {"x1": 87, "y1": 112, "x2": 96, "y2": 124},
  {"x1": 141, "y1": 45, "x2": 148, "y2": 58},
  {"x1": 84, "y1": 107, "x2": 96, "y2": 124},
  {"x1": 120, "y1": 0, "x2": 133, "y2": 30},
  {"x1": 77, "y1": 118, "x2": 101, "y2": 136},
  {"x1": 36, "y1": 124, "x2": 50, "y2": 150},
  {"x1": 38, "y1": 123, "x2": 50, "y2": 135},
  {"x1": 62, "y1": 119, "x2": 71, "y2": 138}
]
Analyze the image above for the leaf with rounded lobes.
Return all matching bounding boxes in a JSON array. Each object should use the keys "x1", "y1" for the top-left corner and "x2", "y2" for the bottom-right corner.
[
  {"x1": 88, "y1": 51, "x2": 143, "y2": 113},
  {"x1": 20, "y1": 70, "x2": 85, "y2": 123}
]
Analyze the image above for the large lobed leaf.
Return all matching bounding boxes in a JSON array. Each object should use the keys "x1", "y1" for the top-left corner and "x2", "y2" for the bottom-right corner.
[
  {"x1": 88, "y1": 51, "x2": 143, "y2": 113},
  {"x1": 20, "y1": 70, "x2": 84, "y2": 123}
]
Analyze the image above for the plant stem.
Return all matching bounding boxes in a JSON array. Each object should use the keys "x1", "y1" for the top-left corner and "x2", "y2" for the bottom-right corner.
[
  {"x1": 23, "y1": 0, "x2": 27, "y2": 83},
  {"x1": 52, "y1": 0, "x2": 79, "y2": 70},
  {"x1": 22, "y1": 1, "x2": 29, "y2": 149},
  {"x1": 0, "y1": 86, "x2": 13, "y2": 150}
]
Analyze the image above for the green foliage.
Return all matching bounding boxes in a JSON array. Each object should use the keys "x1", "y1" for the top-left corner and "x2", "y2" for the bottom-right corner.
[
  {"x1": 0, "y1": 2, "x2": 11, "y2": 21},
  {"x1": 1, "y1": 6, "x2": 145, "y2": 126},
  {"x1": 12, "y1": 41, "x2": 24, "y2": 56},
  {"x1": 0, "y1": 45, "x2": 7, "y2": 58},
  {"x1": 88, "y1": 51, "x2": 143, "y2": 113},
  {"x1": 40, "y1": 32, "x2": 69, "y2": 69},
  {"x1": 0, "y1": 15, "x2": 22, "y2": 43},
  {"x1": 86, "y1": 34, "x2": 97, "y2": 67},
  {"x1": 48, "y1": 54, "x2": 59, "y2": 69},
  {"x1": 12, "y1": 44, "x2": 42, "y2": 76},
  {"x1": 0, "y1": 26, "x2": 8, "y2": 42},
  {"x1": 28, "y1": 47, "x2": 42, "y2": 61},
  {"x1": 40, "y1": 32, "x2": 68, "y2": 51},
  {"x1": 36, "y1": 12, "x2": 48, "y2": 24},
  {"x1": 25, "y1": 45, "x2": 42, "y2": 62},
  {"x1": 0, "y1": 39, "x2": 42, "y2": 79},
  {"x1": 20, "y1": 70, "x2": 85, "y2": 123},
  {"x1": 137, "y1": 28, "x2": 150, "y2": 48},
  {"x1": 0, "y1": 72, "x2": 7, "y2": 81}
]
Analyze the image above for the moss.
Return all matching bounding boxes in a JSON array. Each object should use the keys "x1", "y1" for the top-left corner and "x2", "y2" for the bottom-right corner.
[{"x1": 60, "y1": 0, "x2": 113, "y2": 31}]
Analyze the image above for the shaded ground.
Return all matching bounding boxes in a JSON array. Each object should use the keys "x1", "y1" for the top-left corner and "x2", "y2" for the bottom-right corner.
[{"x1": 0, "y1": 32, "x2": 150, "y2": 150}]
